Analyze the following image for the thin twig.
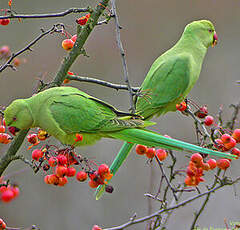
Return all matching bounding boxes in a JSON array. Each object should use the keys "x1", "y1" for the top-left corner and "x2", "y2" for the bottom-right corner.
[
  {"x1": 67, "y1": 74, "x2": 139, "y2": 92},
  {"x1": 0, "y1": 8, "x2": 89, "y2": 19},
  {"x1": 226, "y1": 102, "x2": 240, "y2": 130},
  {"x1": 104, "y1": 177, "x2": 240, "y2": 230},
  {"x1": 0, "y1": 24, "x2": 65, "y2": 73},
  {"x1": 111, "y1": 0, "x2": 135, "y2": 113}
]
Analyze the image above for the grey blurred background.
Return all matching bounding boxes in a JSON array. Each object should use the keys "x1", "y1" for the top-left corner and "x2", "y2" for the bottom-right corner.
[{"x1": 0, "y1": 0, "x2": 239, "y2": 229}]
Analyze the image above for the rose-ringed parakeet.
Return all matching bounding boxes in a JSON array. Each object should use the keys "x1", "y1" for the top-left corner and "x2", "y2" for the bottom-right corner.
[
  {"x1": 4, "y1": 86, "x2": 231, "y2": 159},
  {"x1": 95, "y1": 20, "x2": 219, "y2": 199}
]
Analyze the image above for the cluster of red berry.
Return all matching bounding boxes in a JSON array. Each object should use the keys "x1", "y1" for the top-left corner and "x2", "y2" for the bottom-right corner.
[
  {"x1": 0, "y1": 18, "x2": 10, "y2": 26},
  {"x1": 0, "y1": 119, "x2": 12, "y2": 144},
  {"x1": 0, "y1": 178, "x2": 19, "y2": 203},
  {"x1": 136, "y1": 144, "x2": 168, "y2": 161},
  {"x1": 0, "y1": 45, "x2": 21, "y2": 66},
  {"x1": 0, "y1": 218, "x2": 6, "y2": 230}
]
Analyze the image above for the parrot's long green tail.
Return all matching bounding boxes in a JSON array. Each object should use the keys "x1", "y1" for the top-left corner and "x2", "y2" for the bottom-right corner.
[
  {"x1": 109, "y1": 129, "x2": 235, "y2": 159},
  {"x1": 95, "y1": 128, "x2": 236, "y2": 200},
  {"x1": 95, "y1": 142, "x2": 134, "y2": 200}
]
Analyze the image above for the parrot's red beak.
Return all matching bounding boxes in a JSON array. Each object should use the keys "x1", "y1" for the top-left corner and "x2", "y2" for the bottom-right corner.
[
  {"x1": 212, "y1": 32, "x2": 218, "y2": 47},
  {"x1": 8, "y1": 126, "x2": 20, "y2": 136}
]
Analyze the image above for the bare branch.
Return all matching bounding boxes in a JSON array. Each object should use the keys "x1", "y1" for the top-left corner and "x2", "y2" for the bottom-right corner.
[
  {"x1": 0, "y1": 24, "x2": 65, "y2": 73},
  {"x1": 111, "y1": 0, "x2": 135, "y2": 113},
  {"x1": 0, "y1": 8, "x2": 89, "y2": 19},
  {"x1": 67, "y1": 74, "x2": 139, "y2": 92}
]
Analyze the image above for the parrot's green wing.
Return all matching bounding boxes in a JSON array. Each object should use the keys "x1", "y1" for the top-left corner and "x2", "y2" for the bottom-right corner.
[
  {"x1": 137, "y1": 53, "x2": 192, "y2": 119},
  {"x1": 49, "y1": 93, "x2": 145, "y2": 134}
]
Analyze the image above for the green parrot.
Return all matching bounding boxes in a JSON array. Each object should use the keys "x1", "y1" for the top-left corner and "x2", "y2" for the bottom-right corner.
[
  {"x1": 4, "y1": 87, "x2": 231, "y2": 160},
  {"x1": 95, "y1": 20, "x2": 219, "y2": 199}
]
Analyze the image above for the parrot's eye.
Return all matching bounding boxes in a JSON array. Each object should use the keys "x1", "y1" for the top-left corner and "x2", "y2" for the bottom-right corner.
[
  {"x1": 13, "y1": 117, "x2": 17, "y2": 121},
  {"x1": 208, "y1": 29, "x2": 213, "y2": 33}
]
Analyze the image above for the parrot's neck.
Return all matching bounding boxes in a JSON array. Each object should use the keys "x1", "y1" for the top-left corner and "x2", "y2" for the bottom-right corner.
[{"x1": 174, "y1": 32, "x2": 208, "y2": 64}]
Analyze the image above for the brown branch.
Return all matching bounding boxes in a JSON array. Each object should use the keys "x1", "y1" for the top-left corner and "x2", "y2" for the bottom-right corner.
[
  {"x1": 0, "y1": 8, "x2": 89, "y2": 19},
  {"x1": 67, "y1": 74, "x2": 139, "y2": 92},
  {"x1": 0, "y1": 24, "x2": 65, "y2": 73}
]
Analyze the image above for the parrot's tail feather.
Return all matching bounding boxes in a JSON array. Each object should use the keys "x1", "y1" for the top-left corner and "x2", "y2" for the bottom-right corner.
[
  {"x1": 95, "y1": 142, "x2": 134, "y2": 200},
  {"x1": 109, "y1": 129, "x2": 236, "y2": 159}
]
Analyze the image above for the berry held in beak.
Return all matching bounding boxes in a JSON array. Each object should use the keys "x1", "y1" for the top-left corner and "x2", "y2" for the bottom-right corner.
[
  {"x1": 8, "y1": 126, "x2": 20, "y2": 136},
  {"x1": 212, "y1": 32, "x2": 218, "y2": 47}
]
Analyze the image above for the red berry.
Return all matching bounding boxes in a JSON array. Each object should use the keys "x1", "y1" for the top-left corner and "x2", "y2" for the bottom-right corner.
[
  {"x1": 55, "y1": 166, "x2": 68, "y2": 177},
  {"x1": 204, "y1": 115, "x2": 214, "y2": 126},
  {"x1": 48, "y1": 157, "x2": 58, "y2": 167},
  {"x1": 232, "y1": 129, "x2": 240, "y2": 143},
  {"x1": 58, "y1": 176, "x2": 68, "y2": 186},
  {"x1": 221, "y1": 134, "x2": 232, "y2": 143},
  {"x1": 98, "y1": 164, "x2": 110, "y2": 177},
  {"x1": 191, "y1": 153, "x2": 203, "y2": 165},
  {"x1": 0, "y1": 186, "x2": 7, "y2": 193},
  {"x1": 156, "y1": 149, "x2": 168, "y2": 161},
  {"x1": 207, "y1": 159, "x2": 217, "y2": 169},
  {"x1": 11, "y1": 186, "x2": 20, "y2": 198},
  {"x1": 217, "y1": 159, "x2": 230, "y2": 170},
  {"x1": 13, "y1": 57, "x2": 20, "y2": 67},
  {"x1": 195, "y1": 105, "x2": 208, "y2": 118},
  {"x1": 0, "y1": 218, "x2": 6, "y2": 229},
  {"x1": 1, "y1": 189, "x2": 14, "y2": 202},
  {"x1": 0, "y1": 126, "x2": 5, "y2": 133},
  {"x1": 66, "y1": 167, "x2": 76, "y2": 177},
  {"x1": 32, "y1": 149, "x2": 43, "y2": 161},
  {"x1": 135, "y1": 144, "x2": 148, "y2": 155},
  {"x1": 185, "y1": 176, "x2": 194, "y2": 186},
  {"x1": 88, "y1": 180, "x2": 99, "y2": 188},
  {"x1": 74, "y1": 133, "x2": 83, "y2": 142},
  {"x1": 76, "y1": 14, "x2": 90, "y2": 25},
  {"x1": 176, "y1": 101, "x2": 187, "y2": 112},
  {"x1": 0, "y1": 19, "x2": 10, "y2": 26},
  {"x1": 44, "y1": 175, "x2": 51, "y2": 184},
  {"x1": 71, "y1": 34, "x2": 77, "y2": 43},
  {"x1": 62, "y1": 39, "x2": 74, "y2": 51},
  {"x1": 92, "y1": 225, "x2": 102, "y2": 230},
  {"x1": 27, "y1": 133, "x2": 38, "y2": 144},
  {"x1": 231, "y1": 147, "x2": 240, "y2": 157},
  {"x1": 202, "y1": 162, "x2": 210, "y2": 171},
  {"x1": 76, "y1": 171, "x2": 88, "y2": 182},
  {"x1": 145, "y1": 147, "x2": 156, "y2": 158},
  {"x1": 57, "y1": 154, "x2": 68, "y2": 165},
  {"x1": 186, "y1": 166, "x2": 196, "y2": 177},
  {"x1": 214, "y1": 139, "x2": 227, "y2": 151},
  {"x1": 48, "y1": 174, "x2": 59, "y2": 185}
]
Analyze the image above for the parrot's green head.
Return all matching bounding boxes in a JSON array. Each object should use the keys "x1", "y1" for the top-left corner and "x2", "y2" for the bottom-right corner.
[
  {"x1": 4, "y1": 99, "x2": 33, "y2": 135},
  {"x1": 184, "y1": 20, "x2": 218, "y2": 48}
]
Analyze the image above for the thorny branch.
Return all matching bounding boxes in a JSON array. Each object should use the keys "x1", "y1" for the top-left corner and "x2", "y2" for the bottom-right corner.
[
  {"x1": 0, "y1": 24, "x2": 65, "y2": 73},
  {"x1": 0, "y1": 8, "x2": 89, "y2": 19},
  {"x1": 66, "y1": 74, "x2": 139, "y2": 92}
]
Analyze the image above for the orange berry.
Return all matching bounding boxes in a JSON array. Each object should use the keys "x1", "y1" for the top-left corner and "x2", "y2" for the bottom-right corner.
[
  {"x1": 63, "y1": 78, "x2": 70, "y2": 84},
  {"x1": 223, "y1": 138, "x2": 236, "y2": 150},
  {"x1": 207, "y1": 159, "x2": 217, "y2": 169},
  {"x1": 58, "y1": 176, "x2": 68, "y2": 186},
  {"x1": 0, "y1": 125, "x2": 5, "y2": 133},
  {"x1": 232, "y1": 129, "x2": 240, "y2": 143},
  {"x1": 62, "y1": 39, "x2": 74, "y2": 51},
  {"x1": 57, "y1": 154, "x2": 67, "y2": 165},
  {"x1": 44, "y1": 175, "x2": 51, "y2": 184},
  {"x1": 55, "y1": 166, "x2": 68, "y2": 177},
  {"x1": 13, "y1": 57, "x2": 20, "y2": 67},
  {"x1": 202, "y1": 162, "x2": 210, "y2": 171},
  {"x1": 76, "y1": 14, "x2": 90, "y2": 25},
  {"x1": 27, "y1": 133, "x2": 38, "y2": 144},
  {"x1": 48, "y1": 174, "x2": 59, "y2": 185},
  {"x1": 221, "y1": 134, "x2": 232, "y2": 143},
  {"x1": 88, "y1": 180, "x2": 99, "y2": 188},
  {"x1": 156, "y1": 149, "x2": 168, "y2": 161},
  {"x1": 145, "y1": 147, "x2": 156, "y2": 158},
  {"x1": 48, "y1": 157, "x2": 58, "y2": 167},
  {"x1": 0, "y1": 45, "x2": 10, "y2": 57},
  {"x1": 135, "y1": 144, "x2": 148, "y2": 155},
  {"x1": 231, "y1": 147, "x2": 240, "y2": 158},
  {"x1": 98, "y1": 164, "x2": 110, "y2": 178},
  {"x1": 176, "y1": 101, "x2": 187, "y2": 112},
  {"x1": 37, "y1": 129, "x2": 48, "y2": 140},
  {"x1": 217, "y1": 159, "x2": 230, "y2": 170},
  {"x1": 74, "y1": 133, "x2": 83, "y2": 142},
  {"x1": 185, "y1": 176, "x2": 194, "y2": 186},
  {"x1": 76, "y1": 171, "x2": 87, "y2": 182},
  {"x1": 195, "y1": 105, "x2": 208, "y2": 118},
  {"x1": 66, "y1": 167, "x2": 76, "y2": 177},
  {"x1": 186, "y1": 166, "x2": 196, "y2": 177},
  {"x1": 11, "y1": 186, "x2": 20, "y2": 198}
]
